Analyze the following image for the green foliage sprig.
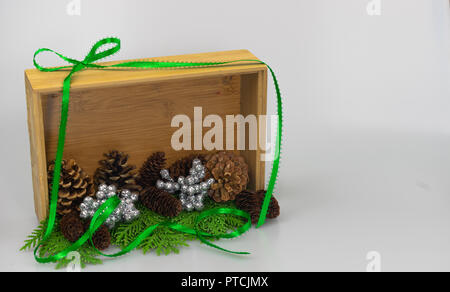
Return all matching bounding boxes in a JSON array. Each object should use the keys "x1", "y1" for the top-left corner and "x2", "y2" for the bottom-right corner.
[
  {"x1": 22, "y1": 197, "x2": 245, "y2": 269},
  {"x1": 20, "y1": 218, "x2": 102, "y2": 269},
  {"x1": 111, "y1": 198, "x2": 245, "y2": 255}
]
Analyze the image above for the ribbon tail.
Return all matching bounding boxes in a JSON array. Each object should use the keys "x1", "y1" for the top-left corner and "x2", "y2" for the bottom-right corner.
[{"x1": 256, "y1": 64, "x2": 283, "y2": 228}]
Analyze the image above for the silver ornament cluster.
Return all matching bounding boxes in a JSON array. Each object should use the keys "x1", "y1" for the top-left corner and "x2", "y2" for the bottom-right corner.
[
  {"x1": 79, "y1": 184, "x2": 140, "y2": 229},
  {"x1": 156, "y1": 158, "x2": 214, "y2": 211}
]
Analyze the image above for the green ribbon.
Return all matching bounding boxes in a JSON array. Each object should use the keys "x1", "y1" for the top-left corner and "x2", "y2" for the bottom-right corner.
[{"x1": 32, "y1": 37, "x2": 283, "y2": 263}]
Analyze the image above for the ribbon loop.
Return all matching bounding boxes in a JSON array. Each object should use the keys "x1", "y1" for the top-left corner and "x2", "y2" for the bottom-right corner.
[
  {"x1": 84, "y1": 37, "x2": 121, "y2": 63},
  {"x1": 31, "y1": 37, "x2": 283, "y2": 264}
]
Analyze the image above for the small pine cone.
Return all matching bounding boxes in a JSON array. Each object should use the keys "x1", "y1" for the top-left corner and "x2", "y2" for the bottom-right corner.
[
  {"x1": 255, "y1": 190, "x2": 280, "y2": 220},
  {"x1": 48, "y1": 159, "x2": 95, "y2": 216},
  {"x1": 83, "y1": 221, "x2": 111, "y2": 250},
  {"x1": 168, "y1": 154, "x2": 206, "y2": 178},
  {"x1": 94, "y1": 150, "x2": 141, "y2": 192},
  {"x1": 60, "y1": 212, "x2": 84, "y2": 242},
  {"x1": 235, "y1": 190, "x2": 258, "y2": 211},
  {"x1": 235, "y1": 190, "x2": 280, "y2": 224},
  {"x1": 140, "y1": 186, "x2": 182, "y2": 218},
  {"x1": 138, "y1": 152, "x2": 166, "y2": 188},
  {"x1": 205, "y1": 151, "x2": 249, "y2": 202}
]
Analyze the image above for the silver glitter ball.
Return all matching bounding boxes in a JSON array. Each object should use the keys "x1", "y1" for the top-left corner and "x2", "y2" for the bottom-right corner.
[
  {"x1": 196, "y1": 193, "x2": 206, "y2": 202},
  {"x1": 160, "y1": 169, "x2": 171, "y2": 180},
  {"x1": 177, "y1": 176, "x2": 186, "y2": 185},
  {"x1": 98, "y1": 184, "x2": 108, "y2": 192},
  {"x1": 194, "y1": 164, "x2": 204, "y2": 172},
  {"x1": 130, "y1": 193, "x2": 139, "y2": 202},
  {"x1": 194, "y1": 184, "x2": 201, "y2": 193},
  {"x1": 80, "y1": 203, "x2": 88, "y2": 211},
  {"x1": 165, "y1": 182, "x2": 174, "y2": 192},
  {"x1": 80, "y1": 210, "x2": 89, "y2": 219},
  {"x1": 92, "y1": 201, "x2": 100, "y2": 209},
  {"x1": 121, "y1": 189, "x2": 131, "y2": 199},
  {"x1": 181, "y1": 185, "x2": 188, "y2": 193},
  {"x1": 84, "y1": 196, "x2": 94, "y2": 205},
  {"x1": 186, "y1": 176, "x2": 195, "y2": 185},
  {"x1": 187, "y1": 186, "x2": 196, "y2": 196},
  {"x1": 189, "y1": 168, "x2": 197, "y2": 175},
  {"x1": 156, "y1": 180, "x2": 165, "y2": 189},
  {"x1": 121, "y1": 204, "x2": 133, "y2": 213},
  {"x1": 96, "y1": 191, "x2": 106, "y2": 200},
  {"x1": 113, "y1": 208, "x2": 122, "y2": 216},
  {"x1": 200, "y1": 182, "x2": 209, "y2": 191},
  {"x1": 184, "y1": 203, "x2": 194, "y2": 212},
  {"x1": 194, "y1": 201, "x2": 204, "y2": 211},
  {"x1": 180, "y1": 198, "x2": 186, "y2": 206},
  {"x1": 106, "y1": 191, "x2": 116, "y2": 198},
  {"x1": 174, "y1": 183, "x2": 180, "y2": 191},
  {"x1": 107, "y1": 185, "x2": 117, "y2": 193},
  {"x1": 207, "y1": 178, "x2": 215, "y2": 186},
  {"x1": 193, "y1": 175, "x2": 200, "y2": 184},
  {"x1": 88, "y1": 210, "x2": 96, "y2": 217},
  {"x1": 179, "y1": 193, "x2": 187, "y2": 201},
  {"x1": 197, "y1": 170, "x2": 206, "y2": 179},
  {"x1": 192, "y1": 158, "x2": 202, "y2": 167},
  {"x1": 124, "y1": 213, "x2": 133, "y2": 222}
]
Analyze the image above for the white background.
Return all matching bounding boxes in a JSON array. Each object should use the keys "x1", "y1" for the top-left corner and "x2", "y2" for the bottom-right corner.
[{"x1": 0, "y1": 0, "x2": 449, "y2": 271}]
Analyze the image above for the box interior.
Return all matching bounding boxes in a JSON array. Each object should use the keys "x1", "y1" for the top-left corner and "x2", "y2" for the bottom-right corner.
[{"x1": 41, "y1": 73, "x2": 264, "y2": 190}]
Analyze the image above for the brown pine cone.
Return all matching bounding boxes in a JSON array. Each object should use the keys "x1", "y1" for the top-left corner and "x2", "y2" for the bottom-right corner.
[
  {"x1": 48, "y1": 159, "x2": 95, "y2": 216},
  {"x1": 60, "y1": 212, "x2": 84, "y2": 242},
  {"x1": 235, "y1": 190, "x2": 257, "y2": 211},
  {"x1": 205, "y1": 151, "x2": 249, "y2": 202},
  {"x1": 235, "y1": 190, "x2": 280, "y2": 224},
  {"x1": 138, "y1": 152, "x2": 166, "y2": 188},
  {"x1": 140, "y1": 186, "x2": 182, "y2": 218},
  {"x1": 83, "y1": 221, "x2": 111, "y2": 250},
  {"x1": 94, "y1": 150, "x2": 141, "y2": 192},
  {"x1": 255, "y1": 190, "x2": 280, "y2": 219},
  {"x1": 168, "y1": 154, "x2": 206, "y2": 178}
]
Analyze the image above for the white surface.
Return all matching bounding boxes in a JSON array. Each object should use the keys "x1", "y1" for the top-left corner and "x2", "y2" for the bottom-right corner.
[{"x1": 0, "y1": 0, "x2": 449, "y2": 272}]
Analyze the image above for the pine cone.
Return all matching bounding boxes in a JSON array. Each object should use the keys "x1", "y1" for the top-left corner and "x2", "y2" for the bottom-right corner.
[
  {"x1": 138, "y1": 152, "x2": 166, "y2": 188},
  {"x1": 168, "y1": 154, "x2": 206, "y2": 178},
  {"x1": 48, "y1": 159, "x2": 95, "y2": 216},
  {"x1": 205, "y1": 151, "x2": 249, "y2": 202},
  {"x1": 140, "y1": 186, "x2": 182, "y2": 217},
  {"x1": 235, "y1": 190, "x2": 280, "y2": 224},
  {"x1": 94, "y1": 150, "x2": 141, "y2": 192},
  {"x1": 83, "y1": 221, "x2": 111, "y2": 250},
  {"x1": 256, "y1": 190, "x2": 280, "y2": 219},
  {"x1": 60, "y1": 212, "x2": 84, "y2": 242}
]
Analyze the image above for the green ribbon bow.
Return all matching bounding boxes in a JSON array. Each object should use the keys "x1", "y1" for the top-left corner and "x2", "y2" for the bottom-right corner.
[{"x1": 32, "y1": 37, "x2": 283, "y2": 263}]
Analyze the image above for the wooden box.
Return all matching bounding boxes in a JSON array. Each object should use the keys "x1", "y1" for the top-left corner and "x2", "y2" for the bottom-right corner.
[{"x1": 25, "y1": 50, "x2": 268, "y2": 221}]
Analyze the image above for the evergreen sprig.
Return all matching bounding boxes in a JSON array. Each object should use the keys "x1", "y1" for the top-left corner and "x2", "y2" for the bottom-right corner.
[
  {"x1": 20, "y1": 220, "x2": 48, "y2": 251},
  {"x1": 20, "y1": 218, "x2": 102, "y2": 269},
  {"x1": 22, "y1": 197, "x2": 246, "y2": 268}
]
